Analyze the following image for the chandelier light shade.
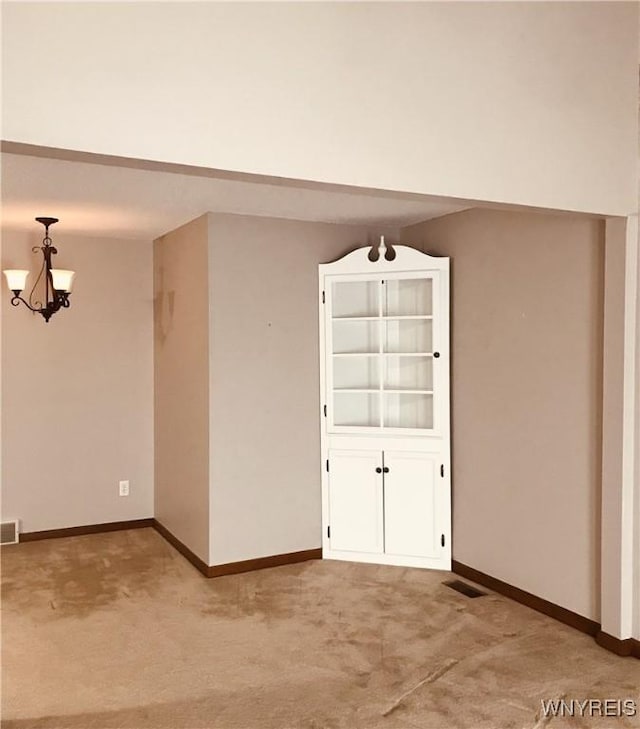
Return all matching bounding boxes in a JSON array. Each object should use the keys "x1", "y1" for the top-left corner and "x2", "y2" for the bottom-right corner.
[
  {"x1": 51, "y1": 269, "x2": 75, "y2": 293},
  {"x1": 3, "y1": 270, "x2": 30, "y2": 291},
  {"x1": 3, "y1": 217, "x2": 75, "y2": 323}
]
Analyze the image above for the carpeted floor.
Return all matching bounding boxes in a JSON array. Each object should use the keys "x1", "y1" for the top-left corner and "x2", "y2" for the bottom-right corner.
[{"x1": 2, "y1": 528, "x2": 639, "y2": 729}]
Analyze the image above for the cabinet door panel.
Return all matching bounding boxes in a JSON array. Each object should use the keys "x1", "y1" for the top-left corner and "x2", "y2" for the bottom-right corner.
[
  {"x1": 384, "y1": 451, "x2": 441, "y2": 558},
  {"x1": 383, "y1": 278, "x2": 433, "y2": 316},
  {"x1": 328, "y1": 450, "x2": 383, "y2": 553}
]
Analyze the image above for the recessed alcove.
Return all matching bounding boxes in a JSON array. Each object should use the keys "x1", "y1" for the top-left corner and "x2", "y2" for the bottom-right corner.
[{"x1": 0, "y1": 142, "x2": 636, "y2": 650}]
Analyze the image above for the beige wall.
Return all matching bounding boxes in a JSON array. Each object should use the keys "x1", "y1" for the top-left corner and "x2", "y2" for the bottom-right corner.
[
  {"x1": 207, "y1": 214, "x2": 388, "y2": 565},
  {"x1": 636, "y1": 229, "x2": 640, "y2": 640},
  {"x1": 3, "y1": 2, "x2": 637, "y2": 216},
  {"x1": 1, "y1": 229, "x2": 153, "y2": 532},
  {"x1": 402, "y1": 209, "x2": 604, "y2": 620},
  {"x1": 600, "y1": 219, "x2": 629, "y2": 636},
  {"x1": 636, "y1": 218, "x2": 640, "y2": 641},
  {"x1": 600, "y1": 215, "x2": 640, "y2": 641},
  {"x1": 154, "y1": 216, "x2": 210, "y2": 563}
]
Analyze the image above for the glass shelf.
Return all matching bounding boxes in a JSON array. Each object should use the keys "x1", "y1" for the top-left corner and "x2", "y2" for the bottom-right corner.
[
  {"x1": 381, "y1": 352, "x2": 432, "y2": 357},
  {"x1": 382, "y1": 315, "x2": 433, "y2": 320},
  {"x1": 334, "y1": 388, "x2": 379, "y2": 393},
  {"x1": 332, "y1": 315, "x2": 379, "y2": 321},
  {"x1": 333, "y1": 388, "x2": 433, "y2": 394},
  {"x1": 332, "y1": 315, "x2": 433, "y2": 321},
  {"x1": 332, "y1": 353, "x2": 379, "y2": 358},
  {"x1": 383, "y1": 389, "x2": 433, "y2": 394}
]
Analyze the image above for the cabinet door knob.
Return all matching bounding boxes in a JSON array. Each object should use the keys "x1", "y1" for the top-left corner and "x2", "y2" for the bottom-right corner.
[
  {"x1": 375, "y1": 467, "x2": 382, "y2": 474},
  {"x1": 383, "y1": 467, "x2": 390, "y2": 473},
  {"x1": 433, "y1": 351, "x2": 440, "y2": 358}
]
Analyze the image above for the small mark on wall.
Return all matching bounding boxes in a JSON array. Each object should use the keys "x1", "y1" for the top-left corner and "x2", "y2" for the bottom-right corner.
[{"x1": 154, "y1": 265, "x2": 176, "y2": 346}]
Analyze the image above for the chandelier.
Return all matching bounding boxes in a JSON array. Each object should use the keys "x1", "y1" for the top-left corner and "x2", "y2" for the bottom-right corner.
[{"x1": 3, "y1": 217, "x2": 75, "y2": 323}]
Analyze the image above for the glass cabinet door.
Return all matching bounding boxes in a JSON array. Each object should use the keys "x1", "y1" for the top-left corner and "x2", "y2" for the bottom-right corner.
[
  {"x1": 328, "y1": 274, "x2": 437, "y2": 432},
  {"x1": 330, "y1": 280, "x2": 380, "y2": 427}
]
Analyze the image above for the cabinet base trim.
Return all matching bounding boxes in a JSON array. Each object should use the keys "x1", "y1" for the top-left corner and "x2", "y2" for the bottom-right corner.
[{"x1": 324, "y1": 548, "x2": 451, "y2": 571}]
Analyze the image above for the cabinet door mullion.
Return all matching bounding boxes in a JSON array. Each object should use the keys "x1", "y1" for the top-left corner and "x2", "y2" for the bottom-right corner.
[{"x1": 378, "y1": 279, "x2": 385, "y2": 429}]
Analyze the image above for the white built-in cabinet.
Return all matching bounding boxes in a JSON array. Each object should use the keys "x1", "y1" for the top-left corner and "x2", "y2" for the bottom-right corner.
[{"x1": 319, "y1": 238, "x2": 451, "y2": 570}]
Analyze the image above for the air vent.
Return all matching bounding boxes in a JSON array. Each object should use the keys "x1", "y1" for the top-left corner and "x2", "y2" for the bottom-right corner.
[
  {"x1": 444, "y1": 579, "x2": 487, "y2": 598},
  {"x1": 0, "y1": 521, "x2": 19, "y2": 545}
]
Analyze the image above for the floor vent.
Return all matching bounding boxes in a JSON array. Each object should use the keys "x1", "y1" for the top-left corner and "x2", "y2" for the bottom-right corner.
[
  {"x1": 0, "y1": 521, "x2": 19, "y2": 545},
  {"x1": 444, "y1": 579, "x2": 487, "y2": 598}
]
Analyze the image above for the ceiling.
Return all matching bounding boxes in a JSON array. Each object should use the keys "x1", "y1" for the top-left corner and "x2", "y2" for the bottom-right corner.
[{"x1": 1, "y1": 152, "x2": 471, "y2": 240}]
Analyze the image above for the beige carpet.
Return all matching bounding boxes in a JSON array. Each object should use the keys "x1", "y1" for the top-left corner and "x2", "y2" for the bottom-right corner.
[{"x1": 2, "y1": 528, "x2": 639, "y2": 729}]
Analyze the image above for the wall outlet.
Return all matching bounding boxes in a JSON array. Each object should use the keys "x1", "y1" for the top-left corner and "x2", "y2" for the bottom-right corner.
[{"x1": 119, "y1": 480, "x2": 130, "y2": 497}]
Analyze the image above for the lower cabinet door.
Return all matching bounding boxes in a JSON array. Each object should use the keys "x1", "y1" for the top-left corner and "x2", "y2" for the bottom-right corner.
[
  {"x1": 328, "y1": 449, "x2": 384, "y2": 554},
  {"x1": 383, "y1": 451, "x2": 442, "y2": 559}
]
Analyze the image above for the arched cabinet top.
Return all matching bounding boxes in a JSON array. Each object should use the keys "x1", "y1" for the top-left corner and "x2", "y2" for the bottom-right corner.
[{"x1": 319, "y1": 236, "x2": 449, "y2": 276}]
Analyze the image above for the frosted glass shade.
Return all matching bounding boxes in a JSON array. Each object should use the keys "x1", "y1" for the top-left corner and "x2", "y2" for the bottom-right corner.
[
  {"x1": 3, "y1": 269, "x2": 29, "y2": 292},
  {"x1": 51, "y1": 269, "x2": 75, "y2": 293}
]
